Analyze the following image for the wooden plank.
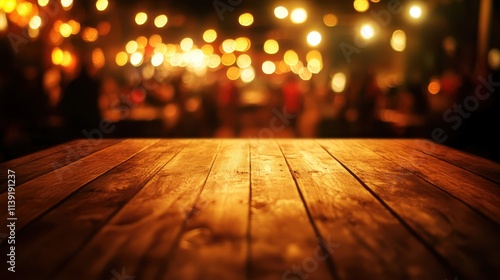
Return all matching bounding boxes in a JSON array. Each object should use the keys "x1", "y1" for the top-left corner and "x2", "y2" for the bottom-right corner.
[
  {"x1": 0, "y1": 140, "x2": 188, "y2": 280},
  {"x1": 318, "y1": 139, "x2": 500, "y2": 279},
  {"x1": 0, "y1": 139, "x2": 159, "y2": 230},
  {"x1": 279, "y1": 140, "x2": 453, "y2": 279},
  {"x1": 0, "y1": 139, "x2": 122, "y2": 194},
  {"x1": 357, "y1": 139, "x2": 500, "y2": 224},
  {"x1": 396, "y1": 139, "x2": 500, "y2": 184},
  {"x1": 0, "y1": 139, "x2": 81, "y2": 168},
  {"x1": 162, "y1": 140, "x2": 250, "y2": 279},
  {"x1": 54, "y1": 140, "x2": 221, "y2": 280},
  {"x1": 248, "y1": 140, "x2": 332, "y2": 280}
]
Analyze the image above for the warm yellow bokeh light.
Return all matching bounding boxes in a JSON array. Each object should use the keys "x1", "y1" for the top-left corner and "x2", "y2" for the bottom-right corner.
[
  {"x1": 16, "y1": 2, "x2": 33, "y2": 17},
  {"x1": 235, "y1": 37, "x2": 251, "y2": 52},
  {"x1": 52, "y1": 48, "x2": 64, "y2": 65},
  {"x1": 409, "y1": 5, "x2": 422, "y2": 19},
  {"x1": 68, "y1": 20, "x2": 80, "y2": 35},
  {"x1": 290, "y1": 8, "x2": 307, "y2": 24},
  {"x1": 96, "y1": 0, "x2": 108, "y2": 12},
  {"x1": 222, "y1": 39, "x2": 236, "y2": 53},
  {"x1": 0, "y1": 13, "x2": 8, "y2": 32},
  {"x1": 115, "y1": 51, "x2": 128, "y2": 66},
  {"x1": 154, "y1": 15, "x2": 168, "y2": 28},
  {"x1": 201, "y1": 44, "x2": 214, "y2": 55},
  {"x1": 262, "y1": 61, "x2": 276, "y2": 75},
  {"x1": 239, "y1": 13, "x2": 254, "y2": 27},
  {"x1": 241, "y1": 67, "x2": 255, "y2": 83},
  {"x1": 237, "y1": 54, "x2": 252, "y2": 68},
  {"x1": 29, "y1": 15, "x2": 42, "y2": 29},
  {"x1": 82, "y1": 27, "x2": 98, "y2": 42},
  {"x1": 203, "y1": 29, "x2": 217, "y2": 43},
  {"x1": 130, "y1": 52, "x2": 143, "y2": 66},
  {"x1": 488, "y1": 48, "x2": 500, "y2": 69},
  {"x1": 92, "y1": 48, "x2": 105, "y2": 69},
  {"x1": 38, "y1": 0, "x2": 49, "y2": 7},
  {"x1": 264, "y1": 39, "x2": 279, "y2": 54},
  {"x1": 149, "y1": 34, "x2": 162, "y2": 48},
  {"x1": 353, "y1": 0, "x2": 369, "y2": 12},
  {"x1": 221, "y1": 53, "x2": 236, "y2": 66},
  {"x1": 331, "y1": 72, "x2": 347, "y2": 92},
  {"x1": 125, "y1": 41, "x2": 138, "y2": 54},
  {"x1": 299, "y1": 67, "x2": 312, "y2": 81},
  {"x1": 180, "y1": 37, "x2": 193, "y2": 51},
  {"x1": 59, "y1": 23, "x2": 72, "y2": 38},
  {"x1": 307, "y1": 31, "x2": 322, "y2": 47},
  {"x1": 136, "y1": 36, "x2": 148, "y2": 48},
  {"x1": 323, "y1": 14, "x2": 338, "y2": 27},
  {"x1": 151, "y1": 53, "x2": 164, "y2": 67},
  {"x1": 307, "y1": 58, "x2": 322, "y2": 74},
  {"x1": 274, "y1": 6, "x2": 288, "y2": 19},
  {"x1": 360, "y1": 24, "x2": 375, "y2": 39},
  {"x1": 226, "y1": 66, "x2": 240, "y2": 80},
  {"x1": 207, "y1": 54, "x2": 221, "y2": 68},
  {"x1": 284, "y1": 50, "x2": 299, "y2": 66},
  {"x1": 3, "y1": 0, "x2": 17, "y2": 13},
  {"x1": 390, "y1": 29, "x2": 406, "y2": 52},
  {"x1": 61, "y1": 0, "x2": 73, "y2": 10},
  {"x1": 61, "y1": 51, "x2": 73, "y2": 67},
  {"x1": 428, "y1": 79, "x2": 440, "y2": 94},
  {"x1": 135, "y1": 12, "x2": 148, "y2": 25}
]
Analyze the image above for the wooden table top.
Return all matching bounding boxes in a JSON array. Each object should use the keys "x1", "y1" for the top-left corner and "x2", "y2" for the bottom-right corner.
[{"x1": 1, "y1": 139, "x2": 499, "y2": 280}]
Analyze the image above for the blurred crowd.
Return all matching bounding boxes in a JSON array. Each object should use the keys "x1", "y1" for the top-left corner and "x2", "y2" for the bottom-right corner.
[{"x1": 1, "y1": 44, "x2": 499, "y2": 163}]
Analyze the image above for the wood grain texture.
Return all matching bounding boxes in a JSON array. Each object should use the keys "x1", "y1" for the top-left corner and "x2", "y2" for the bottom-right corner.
[
  {"x1": 358, "y1": 139, "x2": 500, "y2": 225},
  {"x1": 54, "y1": 140, "x2": 221, "y2": 280},
  {"x1": 0, "y1": 139, "x2": 498, "y2": 280},
  {"x1": 0, "y1": 139, "x2": 158, "y2": 230},
  {"x1": 1, "y1": 140, "x2": 188, "y2": 280},
  {"x1": 0, "y1": 139, "x2": 122, "y2": 194},
  {"x1": 279, "y1": 140, "x2": 452, "y2": 279},
  {"x1": 318, "y1": 139, "x2": 500, "y2": 279},
  {"x1": 163, "y1": 140, "x2": 250, "y2": 280},
  {"x1": 396, "y1": 139, "x2": 500, "y2": 183},
  {"x1": 0, "y1": 139, "x2": 81, "y2": 168},
  {"x1": 248, "y1": 140, "x2": 332, "y2": 280}
]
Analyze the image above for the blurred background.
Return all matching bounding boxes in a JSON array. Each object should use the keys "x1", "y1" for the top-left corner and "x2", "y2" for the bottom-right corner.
[{"x1": 0, "y1": 0, "x2": 499, "y2": 162}]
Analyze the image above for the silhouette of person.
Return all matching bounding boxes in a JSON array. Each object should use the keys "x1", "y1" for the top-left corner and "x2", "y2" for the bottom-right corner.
[{"x1": 59, "y1": 63, "x2": 101, "y2": 139}]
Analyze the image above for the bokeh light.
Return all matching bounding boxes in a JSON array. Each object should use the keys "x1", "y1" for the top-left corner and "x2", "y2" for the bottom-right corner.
[
  {"x1": 237, "y1": 54, "x2": 252, "y2": 68},
  {"x1": 29, "y1": 15, "x2": 42, "y2": 29},
  {"x1": 353, "y1": 0, "x2": 369, "y2": 12},
  {"x1": 488, "y1": 48, "x2": 500, "y2": 69},
  {"x1": 390, "y1": 30, "x2": 406, "y2": 52},
  {"x1": 203, "y1": 29, "x2": 217, "y2": 43},
  {"x1": 284, "y1": 50, "x2": 299, "y2": 66},
  {"x1": 154, "y1": 15, "x2": 168, "y2": 28},
  {"x1": 360, "y1": 24, "x2": 375, "y2": 39},
  {"x1": 226, "y1": 66, "x2": 240, "y2": 80},
  {"x1": 428, "y1": 79, "x2": 441, "y2": 94},
  {"x1": 239, "y1": 13, "x2": 254, "y2": 27},
  {"x1": 82, "y1": 27, "x2": 98, "y2": 42},
  {"x1": 241, "y1": 67, "x2": 255, "y2": 83},
  {"x1": 135, "y1": 12, "x2": 148, "y2": 25},
  {"x1": 130, "y1": 52, "x2": 143, "y2": 66},
  {"x1": 409, "y1": 5, "x2": 422, "y2": 19},
  {"x1": 262, "y1": 61, "x2": 276, "y2": 75},
  {"x1": 180, "y1": 37, "x2": 194, "y2": 51},
  {"x1": 264, "y1": 39, "x2": 279, "y2": 54},
  {"x1": 331, "y1": 72, "x2": 347, "y2": 92},
  {"x1": 290, "y1": 8, "x2": 307, "y2": 24},
  {"x1": 92, "y1": 48, "x2": 105, "y2": 69},
  {"x1": 323, "y1": 14, "x2": 338, "y2": 27},
  {"x1": 222, "y1": 39, "x2": 236, "y2": 53},
  {"x1": 115, "y1": 51, "x2": 128, "y2": 66},
  {"x1": 96, "y1": 0, "x2": 108, "y2": 12},
  {"x1": 274, "y1": 6, "x2": 288, "y2": 19},
  {"x1": 307, "y1": 31, "x2": 322, "y2": 47}
]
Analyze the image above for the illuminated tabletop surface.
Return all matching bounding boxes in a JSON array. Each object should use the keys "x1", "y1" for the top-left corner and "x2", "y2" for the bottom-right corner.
[{"x1": 1, "y1": 139, "x2": 499, "y2": 279}]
